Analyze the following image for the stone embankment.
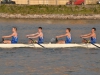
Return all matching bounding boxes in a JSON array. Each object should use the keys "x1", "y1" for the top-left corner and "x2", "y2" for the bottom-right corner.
[{"x1": 0, "y1": 13, "x2": 100, "y2": 19}]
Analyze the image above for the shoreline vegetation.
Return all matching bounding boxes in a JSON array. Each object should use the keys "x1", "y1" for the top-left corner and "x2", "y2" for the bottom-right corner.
[{"x1": 0, "y1": 5, "x2": 100, "y2": 19}]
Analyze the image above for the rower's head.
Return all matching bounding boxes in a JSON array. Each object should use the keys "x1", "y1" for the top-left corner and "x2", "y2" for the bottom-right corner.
[
  {"x1": 38, "y1": 27, "x2": 42, "y2": 32},
  {"x1": 91, "y1": 27, "x2": 96, "y2": 33},
  {"x1": 12, "y1": 27, "x2": 17, "y2": 32},
  {"x1": 66, "y1": 28, "x2": 71, "y2": 33}
]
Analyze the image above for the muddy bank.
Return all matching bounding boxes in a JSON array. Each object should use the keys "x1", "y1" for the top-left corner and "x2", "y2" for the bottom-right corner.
[{"x1": 0, "y1": 13, "x2": 100, "y2": 19}]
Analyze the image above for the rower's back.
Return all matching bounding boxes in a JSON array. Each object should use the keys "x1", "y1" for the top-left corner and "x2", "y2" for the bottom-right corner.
[
  {"x1": 11, "y1": 27, "x2": 18, "y2": 44},
  {"x1": 65, "y1": 28, "x2": 72, "y2": 44},
  {"x1": 37, "y1": 27, "x2": 44, "y2": 44},
  {"x1": 91, "y1": 28, "x2": 96, "y2": 44}
]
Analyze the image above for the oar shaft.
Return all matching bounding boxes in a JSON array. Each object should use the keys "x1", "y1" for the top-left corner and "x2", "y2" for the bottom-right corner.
[
  {"x1": 29, "y1": 38, "x2": 45, "y2": 48},
  {"x1": 83, "y1": 39, "x2": 100, "y2": 48}
]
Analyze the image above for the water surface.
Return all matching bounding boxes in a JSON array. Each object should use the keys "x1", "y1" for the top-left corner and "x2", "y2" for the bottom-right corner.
[{"x1": 0, "y1": 19, "x2": 100, "y2": 75}]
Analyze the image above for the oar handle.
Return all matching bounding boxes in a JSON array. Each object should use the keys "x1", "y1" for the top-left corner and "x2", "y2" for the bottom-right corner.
[
  {"x1": 2, "y1": 38, "x2": 4, "y2": 42},
  {"x1": 56, "y1": 38, "x2": 58, "y2": 43},
  {"x1": 0, "y1": 38, "x2": 4, "y2": 43}
]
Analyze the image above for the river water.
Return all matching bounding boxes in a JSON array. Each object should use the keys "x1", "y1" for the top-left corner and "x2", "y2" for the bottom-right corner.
[{"x1": 0, "y1": 19, "x2": 100, "y2": 75}]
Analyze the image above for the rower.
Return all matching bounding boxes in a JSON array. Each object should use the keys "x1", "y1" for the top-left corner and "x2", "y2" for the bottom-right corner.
[
  {"x1": 2, "y1": 27, "x2": 18, "y2": 44},
  {"x1": 80, "y1": 27, "x2": 96, "y2": 44},
  {"x1": 56, "y1": 28, "x2": 72, "y2": 44},
  {"x1": 26, "y1": 27, "x2": 44, "y2": 44}
]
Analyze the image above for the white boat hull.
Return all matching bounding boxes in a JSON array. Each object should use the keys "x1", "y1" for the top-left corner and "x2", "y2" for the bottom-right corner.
[{"x1": 0, "y1": 43, "x2": 100, "y2": 48}]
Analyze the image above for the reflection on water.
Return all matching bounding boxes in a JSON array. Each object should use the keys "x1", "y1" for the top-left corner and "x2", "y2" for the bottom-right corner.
[{"x1": 0, "y1": 19, "x2": 100, "y2": 75}]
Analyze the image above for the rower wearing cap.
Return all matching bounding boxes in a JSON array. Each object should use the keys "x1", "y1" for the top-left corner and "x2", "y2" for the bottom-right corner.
[
  {"x1": 26, "y1": 27, "x2": 44, "y2": 44},
  {"x1": 80, "y1": 27, "x2": 96, "y2": 44},
  {"x1": 56, "y1": 28, "x2": 72, "y2": 44},
  {"x1": 2, "y1": 27, "x2": 18, "y2": 44}
]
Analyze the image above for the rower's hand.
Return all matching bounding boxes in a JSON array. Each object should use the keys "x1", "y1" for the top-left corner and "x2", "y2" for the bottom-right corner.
[
  {"x1": 80, "y1": 35, "x2": 83, "y2": 38},
  {"x1": 27, "y1": 37, "x2": 31, "y2": 39},
  {"x1": 26, "y1": 35, "x2": 29, "y2": 38},
  {"x1": 56, "y1": 36, "x2": 59, "y2": 38},
  {"x1": 2, "y1": 36, "x2": 5, "y2": 38}
]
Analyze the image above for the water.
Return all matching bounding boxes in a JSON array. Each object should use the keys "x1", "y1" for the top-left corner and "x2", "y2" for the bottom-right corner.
[{"x1": 0, "y1": 19, "x2": 100, "y2": 75}]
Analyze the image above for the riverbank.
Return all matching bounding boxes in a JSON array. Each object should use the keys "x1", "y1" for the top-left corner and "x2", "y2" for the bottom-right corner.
[
  {"x1": 0, "y1": 5, "x2": 100, "y2": 19},
  {"x1": 0, "y1": 13, "x2": 100, "y2": 19}
]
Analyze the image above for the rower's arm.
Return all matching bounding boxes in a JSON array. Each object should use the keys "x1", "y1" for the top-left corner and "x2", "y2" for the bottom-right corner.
[
  {"x1": 28, "y1": 34, "x2": 40, "y2": 39},
  {"x1": 82, "y1": 34, "x2": 93, "y2": 38},
  {"x1": 81, "y1": 33, "x2": 91, "y2": 37},
  {"x1": 2, "y1": 33, "x2": 14, "y2": 38},
  {"x1": 26, "y1": 32, "x2": 38, "y2": 37},
  {"x1": 56, "y1": 34, "x2": 67, "y2": 38}
]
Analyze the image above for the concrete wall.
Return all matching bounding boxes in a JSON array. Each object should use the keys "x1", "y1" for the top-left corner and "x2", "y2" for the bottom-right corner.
[
  {"x1": 13, "y1": 0, "x2": 27, "y2": 4},
  {"x1": 12, "y1": 0, "x2": 69, "y2": 5},
  {"x1": 12, "y1": 0, "x2": 98, "y2": 5},
  {"x1": 32, "y1": 0, "x2": 69, "y2": 5},
  {"x1": 85, "y1": 0, "x2": 98, "y2": 4},
  {"x1": 57, "y1": 0, "x2": 69, "y2": 5}
]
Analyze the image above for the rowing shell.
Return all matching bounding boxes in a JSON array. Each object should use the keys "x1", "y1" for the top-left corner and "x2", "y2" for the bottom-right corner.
[{"x1": 0, "y1": 43, "x2": 100, "y2": 48}]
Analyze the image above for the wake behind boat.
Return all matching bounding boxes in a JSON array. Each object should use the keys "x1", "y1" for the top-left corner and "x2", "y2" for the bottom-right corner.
[{"x1": 0, "y1": 43, "x2": 100, "y2": 48}]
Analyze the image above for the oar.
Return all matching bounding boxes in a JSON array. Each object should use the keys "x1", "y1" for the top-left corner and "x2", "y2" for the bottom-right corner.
[
  {"x1": 29, "y1": 38, "x2": 45, "y2": 48},
  {"x1": 83, "y1": 39, "x2": 100, "y2": 48},
  {"x1": 0, "y1": 38, "x2": 4, "y2": 43}
]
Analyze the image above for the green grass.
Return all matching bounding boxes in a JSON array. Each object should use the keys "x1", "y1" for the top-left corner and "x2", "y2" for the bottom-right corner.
[{"x1": 0, "y1": 5, "x2": 100, "y2": 15}]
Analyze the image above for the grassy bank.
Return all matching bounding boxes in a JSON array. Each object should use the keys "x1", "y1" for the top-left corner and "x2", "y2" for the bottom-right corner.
[{"x1": 0, "y1": 5, "x2": 100, "y2": 15}]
